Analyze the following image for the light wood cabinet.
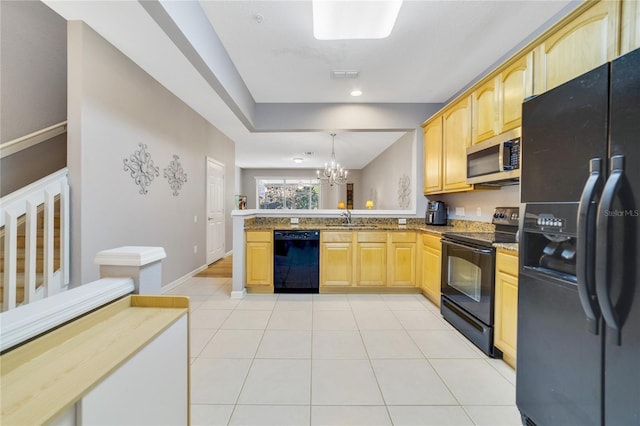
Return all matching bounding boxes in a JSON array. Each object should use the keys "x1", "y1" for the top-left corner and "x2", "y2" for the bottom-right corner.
[
  {"x1": 442, "y1": 96, "x2": 473, "y2": 193},
  {"x1": 494, "y1": 249, "x2": 519, "y2": 368},
  {"x1": 420, "y1": 232, "x2": 442, "y2": 307},
  {"x1": 423, "y1": 116, "x2": 443, "y2": 195},
  {"x1": 388, "y1": 232, "x2": 417, "y2": 287},
  {"x1": 621, "y1": 0, "x2": 640, "y2": 54},
  {"x1": 320, "y1": 231, "x2": 353, "y2": 287},
  {"x1": 498, "y1": 53, "x2": 533, "y2": 133},
  {"x1": 534, "y1": 0, "x2": 620, "y2": 93},
  {"x1": 245, "y1": 230, "x2": 273, "y2": 292},
  {"x1": 355, "y1": 232, "x2": 387, "y2": 287},
  {"x1": 472, "y1": 77, "x2": 499, "y2": 144}
]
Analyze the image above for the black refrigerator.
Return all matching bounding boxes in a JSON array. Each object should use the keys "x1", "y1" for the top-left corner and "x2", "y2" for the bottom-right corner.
[{"x1": 517, "y1": 47, "x2": 640, "y2": 426}]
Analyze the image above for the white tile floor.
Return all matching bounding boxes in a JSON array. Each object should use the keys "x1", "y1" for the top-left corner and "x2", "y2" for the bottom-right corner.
[{"x1": 167, "y1": 277, "x2": 521, "y2": 426}]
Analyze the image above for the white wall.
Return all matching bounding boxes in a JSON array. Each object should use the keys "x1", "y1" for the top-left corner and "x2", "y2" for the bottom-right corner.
[{"x1": 67, "y1": 21, "x2": 235, "y2": 287}]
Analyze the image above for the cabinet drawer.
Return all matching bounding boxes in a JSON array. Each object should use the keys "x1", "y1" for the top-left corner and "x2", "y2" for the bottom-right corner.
[
  {"x1": 322, "y1": 231, "x2": 353, "y2": 243},
  {"x1": 389, "y1": 231, "x2": 416, "y2": 243},
  {"x1": 246, "y1": 230, "x2": 272, "y2": 242},
  {"x1": 357, "y1": 231, "x2": 387, "y2": 243},
  {"x1": 421, "y1": 233, "x2": 442, "y2": 249},
  {"x1": 496, "y1": 250, "x2": 518, "y2": 276}
]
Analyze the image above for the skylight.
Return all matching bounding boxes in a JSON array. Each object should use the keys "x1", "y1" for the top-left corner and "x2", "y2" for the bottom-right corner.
[{"x1": 312, "y1": 0, "x2": 403, "y2": 40}]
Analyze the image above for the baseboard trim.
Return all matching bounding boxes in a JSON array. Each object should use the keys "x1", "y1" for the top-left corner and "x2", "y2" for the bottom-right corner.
[
  {"x1": 161, "y1": 264, "x2": 208, "y2": 294},
  {"x1": 230, "y1": 289, "x2": 247, "y2": 299}
]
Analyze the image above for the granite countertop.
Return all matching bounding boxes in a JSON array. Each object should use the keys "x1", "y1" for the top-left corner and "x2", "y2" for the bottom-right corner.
[{"x1": 244, "y1": 216, "x2": 519, "y2": 253}]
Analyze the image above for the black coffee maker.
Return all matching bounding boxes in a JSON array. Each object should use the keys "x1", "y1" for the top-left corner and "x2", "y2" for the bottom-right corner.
[{"x1": 426, "y1": 201, "x2": 447, "y2": 225}]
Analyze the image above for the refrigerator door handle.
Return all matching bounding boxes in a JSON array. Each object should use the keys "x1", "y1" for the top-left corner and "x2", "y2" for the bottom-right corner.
[
  {"x1": 596, "y1": 155, "x2": 625, "y2": 345},
  {"x1": 577, "y1": 158, "x2": 602, "y2": 334}
]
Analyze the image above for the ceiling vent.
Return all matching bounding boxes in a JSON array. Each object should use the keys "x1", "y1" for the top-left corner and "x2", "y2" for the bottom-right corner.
[{"x1": 331, "y1": 70, "x2": 359, "y2": 79}]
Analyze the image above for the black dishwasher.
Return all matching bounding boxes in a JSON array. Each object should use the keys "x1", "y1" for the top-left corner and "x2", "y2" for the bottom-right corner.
[{"x1": 274, "y1": 230, "x2": 320, "y2": 293}]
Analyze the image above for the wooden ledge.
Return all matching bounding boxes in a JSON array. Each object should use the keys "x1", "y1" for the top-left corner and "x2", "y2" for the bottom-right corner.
[{"x1": 0, "y1": 295, "x2": 189, "y2": 425}]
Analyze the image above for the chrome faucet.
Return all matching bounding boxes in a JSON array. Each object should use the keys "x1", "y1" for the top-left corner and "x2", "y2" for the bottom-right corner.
[{"x1": 340, "y1": 209, "x2": 352, "y2": 225}]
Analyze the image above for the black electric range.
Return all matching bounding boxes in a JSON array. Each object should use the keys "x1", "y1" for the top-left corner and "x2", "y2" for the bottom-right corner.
[{"x1": 439, "y1": 207, "x2": 520, "y2": 357}]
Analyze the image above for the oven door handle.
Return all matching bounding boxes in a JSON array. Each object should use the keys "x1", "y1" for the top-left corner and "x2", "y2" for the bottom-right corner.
[{"x1": 442, "y1": 239, "x2": 493, "y2": 255}]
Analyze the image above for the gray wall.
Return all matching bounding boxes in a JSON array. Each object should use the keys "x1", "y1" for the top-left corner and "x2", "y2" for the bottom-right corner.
[
  {"x1": 360, "y1": 131, "x2": 416, "y2": 211},
  {"x1": 1, "y1": 134, "x2": 67, "y2": 196},
  {"x1": 0, "y1": 0, "x2": 67, "y2": 196},
  {"x1": 0, "y1": 0, "x2": 67, "y2": 142},
  {"x1": 436, "y1": 185, "x2": 520, "y2": 223},
  {"x1": 67, "y1": 21, "x2": 235, "y2": 287}
]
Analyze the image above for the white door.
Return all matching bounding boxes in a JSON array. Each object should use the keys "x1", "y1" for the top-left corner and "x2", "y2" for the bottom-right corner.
[{"x1": 206, "y1": 158, "x2": 225, "y2": 264}]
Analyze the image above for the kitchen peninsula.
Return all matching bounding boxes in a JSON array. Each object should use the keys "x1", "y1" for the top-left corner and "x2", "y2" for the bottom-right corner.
[{"x1": 231, "y1": 210, "x2": 517, "y2": 301}]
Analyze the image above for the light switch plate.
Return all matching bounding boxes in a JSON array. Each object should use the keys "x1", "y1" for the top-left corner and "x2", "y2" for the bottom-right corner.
[
  {"x1": 456, "y1": 207, "x2": 466, "y2": 217},
  {"x1": 398, "y1": 218, "x2": 407, "y2": 225},
  {"x1": 290, "y1": 217, "x2": 299, "y2": 224}
]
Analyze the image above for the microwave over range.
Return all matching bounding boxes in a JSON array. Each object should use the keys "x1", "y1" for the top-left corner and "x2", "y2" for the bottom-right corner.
[{"x1": 466, "y1": 128, "x2": 521, "y2": 186}]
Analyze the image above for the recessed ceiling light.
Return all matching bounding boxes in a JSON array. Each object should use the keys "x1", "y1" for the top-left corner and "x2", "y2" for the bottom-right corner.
[
  {"x1": 350, "y1": 89, "x2": 363, "y2": 97},
  {"x1": 293, "y1": 157, "x2": 303, "y2": 163},
  {"x1": 313, "y1": 0, "x2": 403, "y2": 40}
]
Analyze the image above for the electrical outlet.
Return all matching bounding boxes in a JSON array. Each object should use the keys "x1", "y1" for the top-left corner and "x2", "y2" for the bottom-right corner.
[
  {"x1": 290, "y1": 217, "x2": 299, "y2": 224},
  {"x1": 193, "y1": 245, "x2": 198, "y2": 254},
  {"x1": 398, "y1": 218, "x2": 407, "y2": 225},
  {"x1": 456, "y1": 207, "x2": 466, "y2": 217},
  {"x1": 476, "y1": 208, "x2": 482, "y2": 217}
]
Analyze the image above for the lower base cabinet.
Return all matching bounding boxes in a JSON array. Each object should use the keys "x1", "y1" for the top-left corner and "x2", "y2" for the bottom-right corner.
[
  {"x1": 388, "y1": 232, "x2": 417, "y2": 287},
  {"x1": 420, "y1": 232, "x2": 442, "y2": 307},
  {"x1": 320, "y1": 232, "x2": 353, "y2": 287},
  {"x1": 494, "y1": 249, "x2": 519, "y2": 368},
  {"x1": 245, "y1": 230, "x2": 273, "y2": 293},
  {"x1": 319, "y1": 230, "x2": 419, "y2": 290}
]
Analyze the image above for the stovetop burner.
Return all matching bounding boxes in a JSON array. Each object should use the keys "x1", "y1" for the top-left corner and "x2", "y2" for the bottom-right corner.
[{"x1": 443, "y1": 207, "x2": 520, "y2": 248}]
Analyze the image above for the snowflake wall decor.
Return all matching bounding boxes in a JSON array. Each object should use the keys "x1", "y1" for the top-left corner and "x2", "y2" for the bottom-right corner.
[
  {"x1": 123, "y1": 143, "x2": 159, "y2": 195},
  {"x1": 397, "y1": 174, "x2": 411, "y2": 209},
  {"x1": 164, "y1": 155, "x2": 188, "y2": 196}
]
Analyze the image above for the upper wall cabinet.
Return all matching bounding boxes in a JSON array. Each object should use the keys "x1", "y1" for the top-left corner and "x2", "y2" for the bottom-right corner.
[
  {"x1": 621, "y1": 0, "x2": 640, "y2": 55},
  {"x1": 499, "y1": 53, "x2": 533, "y2": 133},
  {"x1": 534, "y1": 0, "x2": 620, "y2": 93},
  {"x1": 472, "y1": 77, "x2": 499, "y2": 144},
  {"x1": 443, "y1": 96, "x2": 473, "y2": 193},
  {"x1": 423, "y1": 116, "x2": 443, "y2": 195}
]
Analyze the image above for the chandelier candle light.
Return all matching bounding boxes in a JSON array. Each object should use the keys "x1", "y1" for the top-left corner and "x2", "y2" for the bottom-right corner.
[{"x1": 317, "y1": 133, "x2": 348, "y2": 186}]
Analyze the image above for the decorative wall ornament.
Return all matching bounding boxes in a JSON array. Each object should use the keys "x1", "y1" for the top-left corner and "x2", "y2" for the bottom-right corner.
[
  {"x1": 397, "y1": 174, "x2": 411, "y2": 209},
  {"x1": 164, "y1": 154, "x2": 188, "y2": 196},
  {"x1": 123, "y1": 143, "x2": 159, "y2": 195}
]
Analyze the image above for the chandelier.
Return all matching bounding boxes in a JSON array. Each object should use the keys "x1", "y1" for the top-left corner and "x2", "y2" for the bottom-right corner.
[{"x1": 317, "y1": 133, "x2": 348, "y2": 186}]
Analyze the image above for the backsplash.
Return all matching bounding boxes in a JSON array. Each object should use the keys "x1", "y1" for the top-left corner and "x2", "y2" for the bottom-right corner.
[{"x1": 432, "y1": 185, "x2": 520, "y2": 223}]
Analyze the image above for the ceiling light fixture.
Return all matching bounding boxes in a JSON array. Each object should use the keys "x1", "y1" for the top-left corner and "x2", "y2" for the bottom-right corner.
[
  {"x1": 313, "y1": 0, "x2": 403, "y2": 40},
  {"x1": 350, "y1": 89, "x2": 363, "y2": 97},
  {"x1": 293, "y1": 157, "x2": 303, "y2": 163},
  {"x1": 317, "y1": 133, "x2": 348, "y2": 186}
]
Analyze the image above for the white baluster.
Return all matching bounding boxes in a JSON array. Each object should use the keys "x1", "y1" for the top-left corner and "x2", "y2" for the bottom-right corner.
[
  {"x1": 3, "y1": 211, "x2": 18, "y2": 311},
  {"x1": 24, "y1": 199, "x2": 37, "y2": 303}
]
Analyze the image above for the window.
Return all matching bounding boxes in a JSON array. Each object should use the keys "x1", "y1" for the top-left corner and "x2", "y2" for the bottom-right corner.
[{"x1": 257, "y1": 178, "x2": 320, "y2": 210}]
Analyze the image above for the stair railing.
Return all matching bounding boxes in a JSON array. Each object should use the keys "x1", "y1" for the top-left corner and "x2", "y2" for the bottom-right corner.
[{"x1": 1, "y1": 168, "x2": 69, "y2": 311}]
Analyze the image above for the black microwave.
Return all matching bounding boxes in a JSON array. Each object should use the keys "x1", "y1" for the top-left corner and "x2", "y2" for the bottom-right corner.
[{"x1": 466, "y1": 128, "x2": 521, "y2": 185}]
